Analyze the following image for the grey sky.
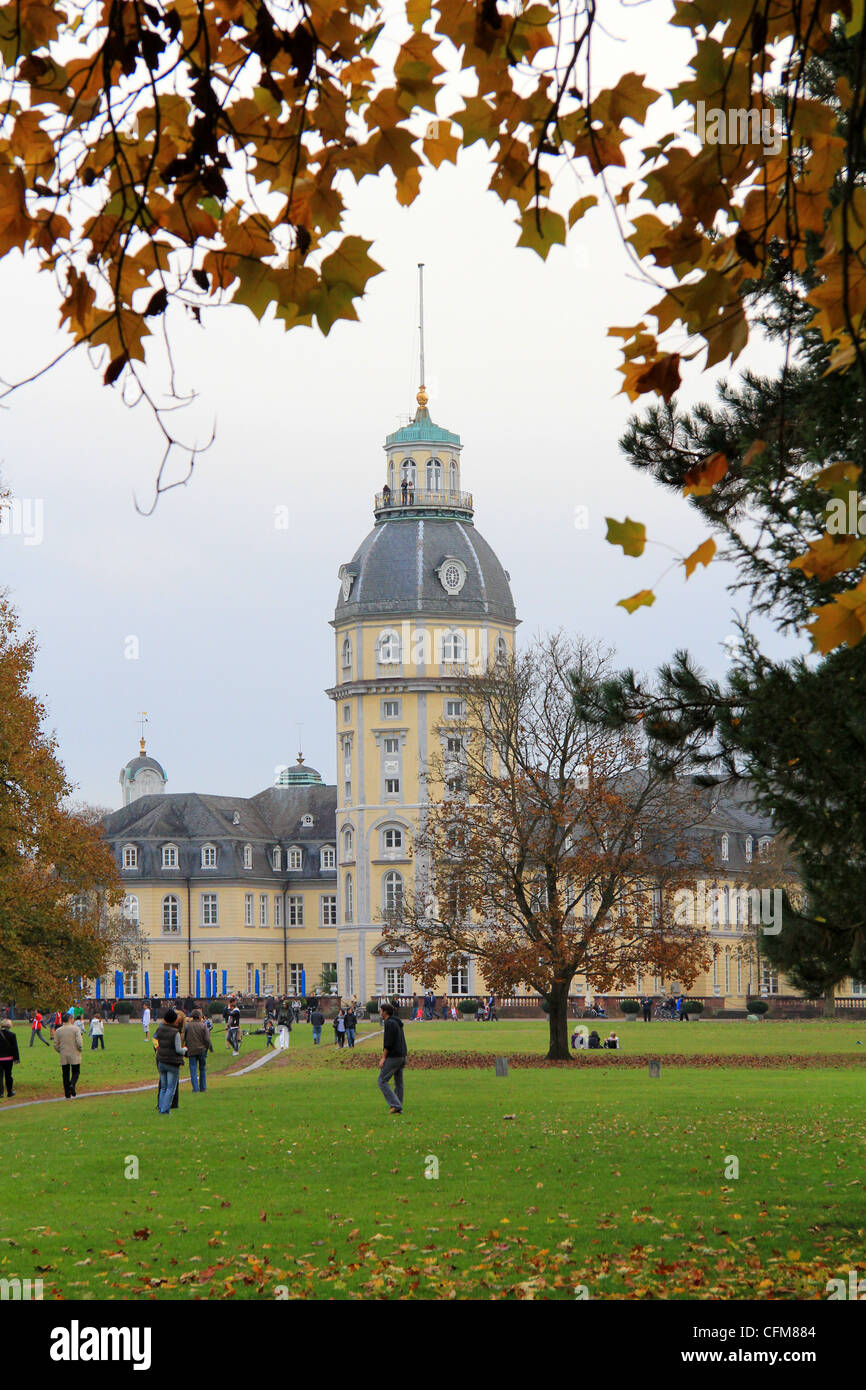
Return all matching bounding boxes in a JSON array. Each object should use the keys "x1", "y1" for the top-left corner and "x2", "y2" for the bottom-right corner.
[{"x1": 0, "y1": 3, "x2": 798, "y2": 808}]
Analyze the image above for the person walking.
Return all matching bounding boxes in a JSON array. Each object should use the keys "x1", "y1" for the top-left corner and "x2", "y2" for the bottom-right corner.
[
  {"x1": 310, "y1": 1005, "x2": 324, "y2": 1044},
  {"x1": 292, "y1": 997, "x2": 301, "y2": 1025},
  {"x1": 0, "y1": 1017, "x2": 20, "y2": 1098},
  {"x1": 344, "y1": 1006, "x2": 357, "y2": 1049},
  {"x1": 154, "y1": 1008, "x2": 183, "y2": 1113},
  {"x1": 89, "y1": 1014, "x2": 105, "y2": 1050},
  {"x1": 264, "y1": 1015, "x2": 276, "y2": 1049},
  {"x1": 333, "y1": 1009, "x2": 347, "y2": 1048},
  {"x1": 142, "y1": 1004, "x2": 152, "y2": 1040},
  {"x1": 277, "y1": 1001, "x2": 292, "y2": 1050},
  {"x1": 29, "y1": 1010, "x2": 49, "y2": 1047},
  {"x1": 377, "y1": 1002, "x2": 407, "y2": 1115},
  {"x1": 185, "y1": 1008, "x2": 212, "y2": 1092},
  {"x1": 226, "y1": 1002, "x2": 241, "y2": 1056},
  {"x1": 53, "y1": 1012, "x2": 82, "y2": 1098}
]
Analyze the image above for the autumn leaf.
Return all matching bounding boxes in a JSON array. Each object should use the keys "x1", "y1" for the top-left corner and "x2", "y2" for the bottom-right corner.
[
  {"x1": 682, "y1": 538, "x2": 715, "y2": 577},
  {"x1": 683, "y1": 452, "x2": 729, "y2": 497},
  {"x1": 807, "y1": 580, "x2": 866, "y2": 653},
  {"x1": 617, "y1": 589, "x2": 656, "y2": 613},
  {"x1": 606, "y1": 517, "x2": 647, "y2": 557},
  {"x1": 741, "y1": 440, "x2": 766, "y2": 468},
  {"x1": 789, "y1": 535, "x2": 866, "y2": 582},
  {"x1": 516, "y1": 208, "x2": 566, "y2": 261}
]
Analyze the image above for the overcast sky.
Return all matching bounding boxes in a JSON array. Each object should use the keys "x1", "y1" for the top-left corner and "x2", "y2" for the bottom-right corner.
[{"x1": 0, "y1": 1, "x2": 801, "y2": 809}]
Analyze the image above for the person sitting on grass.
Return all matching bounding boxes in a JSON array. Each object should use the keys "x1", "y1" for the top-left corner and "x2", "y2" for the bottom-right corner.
[
  {"x1": 587, "y1": 1029, "x2": 601, "y2": 1050},
  {"x1": 603, "y1": 1032, "x2": 620, "y2": 1049},
  {"x1": 571, "y1": 1028, "x2": 587, "y2": 1050}
]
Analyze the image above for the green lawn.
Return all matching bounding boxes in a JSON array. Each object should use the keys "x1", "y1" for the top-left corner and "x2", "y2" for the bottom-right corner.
[{"x1": 2, "y1": 1027, "x2": 865, "y2": 1300}]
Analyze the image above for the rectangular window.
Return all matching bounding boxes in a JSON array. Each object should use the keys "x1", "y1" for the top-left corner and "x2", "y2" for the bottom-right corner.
[
  {"x1": 760, "y1": 961, "x2": 779, "y2": 995},
  {"x1": 163, "y1": 963, "x2": 180, "y2": 995},
  {"x1": 275, "y1": 964, "x2": 282, "y2": 993},
  {"x1": 124, "y1": 969, "x2": 139, "y2": 996},
  {"x1": 202, "y1": 846, "x2": 217, "y2": 868},
  {"x1": 244, "y1": 893, "x2": 254, "y2": 926},
  {"x1": 449, "y1": 959, "x2": 469, "y2": 995},
  {"x1": 123, "y1": 846, "x2": 137, "y2": 869},
  {"x1": 343, "y1": 704, "x2": 351, "y2": 724},
  {"x1": 445, "y1": 699, "x2": 464, "y2": 718},
  {"x1": 383, "y1": 700, "x2": 400, "y2": 718},
  {"x1": 344, "y1": 781, "x2": 352, "y2": 802},
  {"x1": 384, "y1": 967, "x2": 406, "y2": 995},
  {"x1": 384, "y1": 737, "x2": 400, "y2": 754},
  {"x1": 289, "y1": 962, "x2": 304, "y2": 993},
  {"x1": 385, "y1": 778, "x2": 400, "y2": 795},
  {"x1": 274, "y1": 896, "x2": 282, "y2": 927},
  {"x1": 321, "y1": 895, "x2": 338, "y2": 926},
  {"x1": 345, "y1": 957, "x2": 354, "y2": 998},
  {"x1": 446, "y1": 736, "x2": 462, "y2": 754},
  {"x1": 261, "y1": 962, "x2": 269, "y2": 993},
  {"x1": 201, "y1": 893, "x2": 218, "y2": 926},
  {"x1": 259, "y1": 894, "x2": 269, "y2": 927},
  {"x1": 246, "y1": 962, "x2": 255, "y2": 993},
  {"x1": 288, "y1": 895, "x2": 304, "y2": 926},
  {"x1": 162, "y1": 846, "x2": 178, "y2": 869}
]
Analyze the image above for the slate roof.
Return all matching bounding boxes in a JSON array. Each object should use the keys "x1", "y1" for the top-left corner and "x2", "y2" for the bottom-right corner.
[
  {"x1": 103, "y1": 785, "x2": 338, "y2": 882},
  {"x1": 335, "y1": 515, "x2": 517, "y2": 623}
]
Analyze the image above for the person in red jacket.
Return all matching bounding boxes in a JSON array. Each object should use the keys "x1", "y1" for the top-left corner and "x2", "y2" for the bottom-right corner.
[{"x1": 29, "y1": 1010, "x2": 49, "y2": 1047}]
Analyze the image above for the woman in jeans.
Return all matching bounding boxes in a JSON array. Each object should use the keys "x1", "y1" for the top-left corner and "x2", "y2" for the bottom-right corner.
[
  {"x1": 89, "y1": 1014, "x2": 105, "y2": 1050},
  {"x1": 344, "y1": 1006, "x2": 357, "y2": 1049},
  {"x1": 184, "y1": 1008, "x2": 212, "y2": 1092},
  {"x1": 154, "y1": 1008, "x2": 184, "y2": 1113}
]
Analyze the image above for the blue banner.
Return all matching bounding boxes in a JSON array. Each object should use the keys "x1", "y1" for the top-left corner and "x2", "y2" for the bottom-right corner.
[
  {"x1": 95, "y1": 978, "x2": 101, "y2": 1001},
  {"x1": 222, "y1": 969, "x2": 227, "y2": 996},
  {"x1": 172, "y1": 970, "x2": 178, "y2": 999},
  {"x1": 115, "y1": 970, "x2": 124, "y2": 1000},
  {"x1": 300, "y1": 969, "x2": 306, "y2": 997},
  {"x1": 164, "y1": 970, "x2": 169, "y2": 998},
  {"x1": 144, "y1": 971, "x2": 149, "y2": 998},
  {"x1": 196, "y1": 969, "x2": 201, "y2": 997},
  {"x1": 254, "y1": 968, "x2": 260, "y2": 996}
]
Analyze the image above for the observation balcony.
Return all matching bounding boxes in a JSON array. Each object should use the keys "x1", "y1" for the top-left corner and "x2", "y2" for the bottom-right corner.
[{"x1": 374, "y1": 486, "x2": 474, "y2": 519}]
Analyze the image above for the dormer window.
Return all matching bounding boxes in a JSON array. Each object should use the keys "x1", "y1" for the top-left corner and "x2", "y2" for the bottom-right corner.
[
  {"x1": 721, "y1": 833, "x2": 729, "y2": 862},
  {"x1": 232, "y1": 811, "x2": 241, "y2": 826},
  {"x1": 162, "y1": 844, "x2": 179, "y2": 870},
  {"x1": 201, "y1": 844, "x2": 217, "y2": 869},
  {"x1": 301, "y1": 813, "x2": 314, "y2": 828},
  {"x1": 321, "y1": 846, "x2": 335, "y2": 870},
  {"x1": 243, "y1": 844, "x2": 253, "y2": 870},
  {"x1": 122, "y1": 845, "x2": 138, "y2": 870},
  {"x1": 745, "y1": 835, "x2": 753, "y2": 863},
  {"x1": 759, "y1": 836, "x2": 771, "y2": 859},
  {"x1": 289, "y1": 847, "x2": 303, "y2": 870},
  {"x1": 272, "y1": 847, "x2": 281, "y2": 871}
]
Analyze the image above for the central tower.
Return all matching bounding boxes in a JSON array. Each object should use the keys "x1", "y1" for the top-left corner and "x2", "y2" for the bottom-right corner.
[{"x1": 328, "y1": 381, "x2": 518, "y2": 1004}]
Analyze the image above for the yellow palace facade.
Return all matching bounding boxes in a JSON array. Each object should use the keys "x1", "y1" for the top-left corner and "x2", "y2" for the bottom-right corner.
[{"x1": 99, "y1": 387, "x2": 855, "y2": 1012}]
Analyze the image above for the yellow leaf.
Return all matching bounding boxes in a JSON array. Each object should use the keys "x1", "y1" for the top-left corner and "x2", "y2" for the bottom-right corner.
[
  {"x1": 606, "y1": 516, "x2": 647, "y2": 557},
  {"x1": 516, "y1": 208, "x2": 566, "y2": 261},
  {"x1": 567, "y1": 195, "x2": 598, "y2": 229},
  {"x1": 812, "y1": 460, "x2": 862, "y2": 490},
  {"x1": 618, "y1": 589, "x2": 656, "y2": 614},
  {"x1": 807, "y1": 581, "x2": 866, "y2": 653},
  {"x1": 789, "y1": 535, "x2": 866, "y2": 581},
  {"x1": 683, "y1": 537, "x2": 716, "y2": 577}
]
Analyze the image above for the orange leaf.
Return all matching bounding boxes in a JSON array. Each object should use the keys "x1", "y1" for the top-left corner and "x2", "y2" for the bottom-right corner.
[
  {"x1": 683, "y1": 452, "x2": 728, "y2": 497},
  {"x1": 683, "y1": 538, "x2": 716, "y2": 577},
  {"x1": 617, "y1": 590, "x2": 656, "y2": 614}
]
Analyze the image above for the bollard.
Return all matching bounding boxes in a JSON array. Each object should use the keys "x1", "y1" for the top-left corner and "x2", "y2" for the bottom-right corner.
[
  {"x1": 648, "y1": 1058, "x2": 661, "y2": 1078},
  {"x1": 495, "y1": 1056, "x2": 509, "y2": 1078}
]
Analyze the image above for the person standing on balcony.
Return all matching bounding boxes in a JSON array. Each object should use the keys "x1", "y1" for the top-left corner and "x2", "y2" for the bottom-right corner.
[{"x1": 401, "y1": 476, "x2": 409, "y2": 505}]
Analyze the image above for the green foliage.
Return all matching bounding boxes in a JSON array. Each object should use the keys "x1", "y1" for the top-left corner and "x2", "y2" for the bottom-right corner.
[
  {"x1": 747, "y1": 999, "x2": 770, "y2": 1015},
  {"x1": 619, "y1": 998, "x2": 641, "y2": 1013},
  {"x1": 458, "y1": 998, "x2": 478, "y2": 1014},
  {"x1": 114, "y1": 1000, "x2": 134, "y2": 1016}
]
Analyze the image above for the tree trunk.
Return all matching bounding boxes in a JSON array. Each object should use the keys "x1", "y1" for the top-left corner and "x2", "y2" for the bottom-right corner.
[
  {"x1": 823, "y1": 986, "x2": 836, "y2": 1019},
  {"x1": 545, "y1": 980, "x2": 572, "y2": 1060}
]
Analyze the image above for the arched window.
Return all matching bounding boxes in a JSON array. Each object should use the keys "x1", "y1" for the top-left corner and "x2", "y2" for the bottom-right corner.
[
  {"x1": 289, "y1": 847, "x2": 303, "y2": 871},
  {"x1": 382, "y1": 826, "x2": 404, "y2": 856},
  {"x1": 162, "y1": 895, "x2": 180, "y2": 932},
  {"x1": 343, "y1": 826, "x2": 354, "y2": 859},
  {"x1": 122, "y1": 844, "x2": 138, "y2": 870},
  {"x1": 440, "y1": 630, "x2": 466, "y2": 664},
  {"x1": 301, "y1": 814, "x2": 314, "y2": 828},
  {"x1": 123, "y1": 894, "x2": 139, "y2": 922},
  {"x1": 449, "y1": 459, "x2": 458, "y2": 493},
  {"x1": 321, "y1": 846, "x2": 335, "y2": 870},
  {"x1": 345, "y1": 873, "x2": 354, "y2": 922},
  {"x1": 272, "y1": 847, "x2": 281, "y2": 870},
  {"x1": 378, "y1": 629, "x2": 401, "y2": 664},
  {"x1": 721, "y1": 833, "x2": 729, "y2": 861},
  {"x1": 161, "y1": 844, "x2": 178, "y2": 869},
  {"x1": 495, "y1": 636, "x2": 508, "y2": 665},
  {"x1": 341, "y1": 635, "x2": 352, "y2": 671},
  {"x1": 401, "y1": 458, "x2": 416, "y2": 486},
  {"x1": 243, "y1": 844, "x2": 253, "y2": 870},
  {"x1": 426, "y1": 457, "x2": 442, "y2": 491},
  {"x1": 388, "y1": 460, "x2": 395, "y2": 492},
  {"x1": 201, "y1": 843, "x2": 217, "y2": 869},
  {"x1": 759, "y1": 836, "x2": 772, "y2": 859},
  {"x1": 383, "y1": 870, "x2": 404, "y2": 911}
]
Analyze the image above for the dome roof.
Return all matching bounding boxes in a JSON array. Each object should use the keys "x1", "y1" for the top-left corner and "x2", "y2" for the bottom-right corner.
[
  {"x1": 385, "y1": 405, "x2": 461, "y2": 449},
  {"x1": 277, "y1": 756, "x2": 323, "y2": 786},
  {"x1": 336, "y1": 515, "x2": 516, "y2": 623},
  {"x1": 120, "y1": 753, "x2": 167, "y2": 783}
]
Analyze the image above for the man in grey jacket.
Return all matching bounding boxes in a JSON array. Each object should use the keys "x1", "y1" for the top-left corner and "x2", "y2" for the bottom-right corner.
[
  {"x1": 53, "y1": 1012, "x2": 83, "y2": 1098},
  {"x1": 377, "y1": 1002, "x2": 407, "y2": 1115}
]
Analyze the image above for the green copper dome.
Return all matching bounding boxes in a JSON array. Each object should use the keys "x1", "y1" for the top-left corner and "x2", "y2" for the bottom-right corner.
[
  {"x1": 385, "y1": 404, "x2": 460, "y2": 448},
  {"x1": 277, "y1": 755, "x2": 323, "y2": 786}
]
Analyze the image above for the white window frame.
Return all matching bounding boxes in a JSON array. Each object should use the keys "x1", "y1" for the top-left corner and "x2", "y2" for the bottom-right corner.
[
  {"x1": 162, "y1": 895, "x2": 181, "y2": 933},
  {"x1": 383, "y1": 871, "x2": 404, "y2": 912},
  {"x1": 244, "y1": 892, "x2": 254, "y2": 926},
  {"x1": 342, "y1": 827, "x2": 355, "y2": 860},
  {"x1": 259, "y1": 893, "x2": 269, "y2": 927},
  {"x1": 201, "y1": 843, "x2": 217, "y2": 869},
  {"x1": 321, "y1": 895, "x2": 338, "y2": 927},
  {"x1": 440, "y1": 629, "x2": 467, "y2": 665},
  {"x1": 272, "y1": 847, "x2": 281, "y2": 871},
  {"x1": 288, "y1": 847, "x2": 303, "y2": 871},
  {"x1": 288, "y1": 895, "x2": 304, "y2": 927},
  {"x1": 321, "y1": 846, "x2": 336, "y2": 870},
  {"x1": 161, "y1": 844, "x2": 179, "y2": 870},
  {"x1": 383, "y1": 700, "x2": 401, "y2": 718},
  {"x1": 377, "y1": 629, "x2": 401, "y2": 665},
  {"x1": 243, "y1": 844, "x2": 253, "y2": 870},
  {"x1": 341, "y1": 635, "x2": 352, "y2": 671},
  {"x1": 345, "y1": 873, "x2": 353, "y2": 923},
  {"x1": 201, "y1": 892, "x2": 219, "y2": 926},
  {"x1": 122, "y1": 845, "x2": 138, "y2": 870},
  {"x1": 720, "y1": 833, "x2": 729, "y2": 862}
]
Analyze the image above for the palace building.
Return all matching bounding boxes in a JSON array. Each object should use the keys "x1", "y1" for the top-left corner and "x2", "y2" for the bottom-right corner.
[{"x1": 98, "y1": 383, "x2": 846, "y2": 1012}]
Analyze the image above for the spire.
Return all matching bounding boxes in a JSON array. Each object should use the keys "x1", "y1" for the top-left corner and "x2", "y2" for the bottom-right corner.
[
  {"x1": 416, "y1": 262, "x2": 428, "y2": 409},
  {"x1": 138, "y1": 709, "x2": 148, "y2": 756}
]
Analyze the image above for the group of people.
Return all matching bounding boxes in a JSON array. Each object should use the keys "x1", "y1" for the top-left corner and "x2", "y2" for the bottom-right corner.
[
  {"x1": 153, "y1": 1006, "x2": 214, "y2": 1112},
  {"x1": 571, "y1": 1027, "x2": 620, "y2": 1050}
]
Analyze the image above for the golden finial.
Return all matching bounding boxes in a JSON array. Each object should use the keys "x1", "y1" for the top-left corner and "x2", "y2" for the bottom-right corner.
[{"x1": 417, "y1": 385, "x2": 428, "y2": 407}]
